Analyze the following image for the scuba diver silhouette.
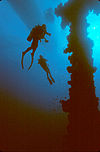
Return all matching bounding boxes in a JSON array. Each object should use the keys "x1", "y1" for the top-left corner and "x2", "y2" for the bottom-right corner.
[
  {"x1": 21, "y1": 24, "x2": 51, "y2": 70},
  {"x1": 38, "y1": 55, "x2": 55, "y2": 85}
]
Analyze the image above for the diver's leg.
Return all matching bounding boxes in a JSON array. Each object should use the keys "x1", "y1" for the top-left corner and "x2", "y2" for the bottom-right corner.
[
  {"x1": 28, "y1": 40, "x2": 38, "y2": 70},
  {"x1": 48, "y1": 71, "x2": 55, "y2": 83},
  {"x1": 44, "y1": 37, "x2": 48, "y2": 43},
  {"x1": 21, "y1": 47, "x2": 32, "y2": 69},
  {"x1": 47, "y1": 72, "x2": 52, "y2": 85}
]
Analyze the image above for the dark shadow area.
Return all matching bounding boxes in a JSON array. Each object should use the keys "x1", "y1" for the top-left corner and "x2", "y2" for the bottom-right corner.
[
  {"x1": 38, "y1": 55, "x2": 55, "y2": 85},
  {"x1": 55, "y1": 0, "x2": 100, "y2": 151},
  {"x1": 0, "y1": 89, "x2": 66, "y2": 152},
  {"x1": 21, "y1": 24, "x2": 51, "y2": 70}
]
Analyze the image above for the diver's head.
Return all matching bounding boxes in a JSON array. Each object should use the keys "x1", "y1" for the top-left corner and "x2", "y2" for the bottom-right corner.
[
  {"x1": 40, "y1": 55, "x2": 43, "y2": 59},
  {"x1": 42, "y1": 24, "x2": 46, "y2": 29}
]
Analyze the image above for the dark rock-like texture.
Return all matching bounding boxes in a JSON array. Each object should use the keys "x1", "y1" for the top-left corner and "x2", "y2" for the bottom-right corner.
[{"x1": 56, "y1": 0, "x2": 100, "y2": 151}]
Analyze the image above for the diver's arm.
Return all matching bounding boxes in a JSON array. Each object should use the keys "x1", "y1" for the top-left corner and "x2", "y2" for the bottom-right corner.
[
  {"x1": 46, "y1": 31, "x2": 51, "y2": 36},
  {"x1": 44, "y1": 28, "x2": 51, "y2": 36},
  {"x1": 44, "y1": 37, "x2": 48, "y2": 42}
]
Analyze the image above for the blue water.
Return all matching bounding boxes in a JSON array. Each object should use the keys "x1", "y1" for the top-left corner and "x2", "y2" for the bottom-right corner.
[
  {"x1": 86, "y1": 11, "x2": 100, "y2": 107},
  {"x1": 0, "y1": 0, "x2": 100, "y2": 111}
]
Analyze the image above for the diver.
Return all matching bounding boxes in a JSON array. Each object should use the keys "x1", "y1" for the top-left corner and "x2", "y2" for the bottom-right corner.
[
  {"x1": 38, "y1": 55, "x2": 55, "y2": 85},
  {"x1": 21, "y1": 24, "x2": 51, "y2": 70}
]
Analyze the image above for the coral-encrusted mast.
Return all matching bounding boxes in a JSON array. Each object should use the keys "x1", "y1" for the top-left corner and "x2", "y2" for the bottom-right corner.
[{"x1": 55, "y1": 0, "x2": 100, "y2": 151}]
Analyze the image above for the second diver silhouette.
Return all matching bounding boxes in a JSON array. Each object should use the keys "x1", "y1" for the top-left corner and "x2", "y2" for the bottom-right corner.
[
  {"x1": 21, "y1": 24, "x2": 51, "y2": 70},
  {"x1": 38, "y1": 55, "x2": 55, "y2": 85}
]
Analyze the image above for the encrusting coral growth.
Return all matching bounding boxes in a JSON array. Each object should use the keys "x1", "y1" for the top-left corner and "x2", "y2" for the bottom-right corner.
[{"x1": 55, "y1": 0, "x2": 100, "y2": 151}]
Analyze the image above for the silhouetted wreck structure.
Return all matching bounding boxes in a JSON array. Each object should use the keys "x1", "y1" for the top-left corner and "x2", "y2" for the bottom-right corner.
[{"x1": 55, "y1": 0, "x2": 100, "y2": 151}]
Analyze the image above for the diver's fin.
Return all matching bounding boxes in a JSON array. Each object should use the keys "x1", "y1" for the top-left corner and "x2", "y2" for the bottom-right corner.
[
  {"x1": 48, "y1": 77, "x2": 53, "y2": 85},
  {"x1": 28, "y1": 53, "x2": 34, "y2": 71},
  {"x1": 21, "y1": 52, "x2": 25, "y2": 69},
  {"x1": 49, "y1": 73, "x2": 55, "y2": 83},
  {"x1": 47, "y1": 74, "x2": 53, "y2": 85},
  {"x1": 51, "y1": 77, "x2": 55, "y2": 83}
]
